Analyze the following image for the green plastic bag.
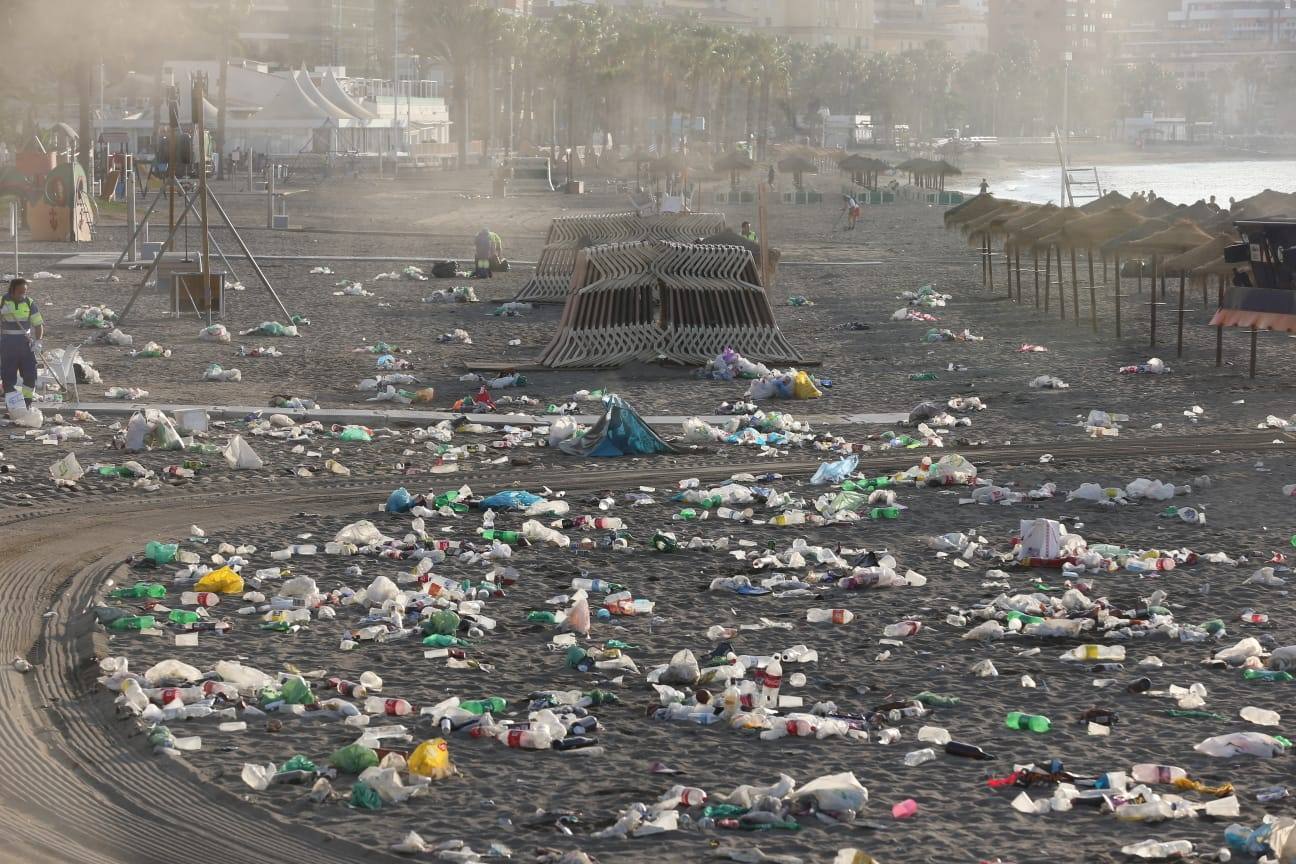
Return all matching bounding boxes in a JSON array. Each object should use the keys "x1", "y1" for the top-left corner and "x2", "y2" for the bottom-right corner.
[
  {"x1": 349, "y1": 780, "x2": 382, "y2": 810},
  {"x1": 145, "y1": 541, "x2": 178, "y2": 564},
  {"x1": 424, "y1": 609, "x2": 460, "y2": 636},
  {"x1": 281, "y1": 675, "x2": 314, "y2": 705},
  {"x1": 329, "y1": 743, "x2": 379, "y2": 774},
  {"x1": 337, "y1": 426, "x2": 372, "y2": 443},
  {"x1": 280, "y1": 754, "x2": 317, "y2": 773}
]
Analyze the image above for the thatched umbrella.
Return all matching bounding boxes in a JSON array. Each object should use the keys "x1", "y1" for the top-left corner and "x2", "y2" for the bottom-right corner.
[
  {"x1": 837, "y1": 153, "x2": 884, "y2": 187},
  {"x1": 931, "y1": 160, "x2": 962, "y2": 193},
  {"x1": 1007, "y1": 207, "x2": 1083, "y2": 317},
  {"x1": 1001, "y1": 204, "x2": 1057, "y2": 305},
  {"x1": 714, "y1": 150, "x2": 755, "y2": 190},
  {"x1": 1230, "y1": 189, "x2": 1296, "y2": 220},
  {"x1": 776, "y1": 155, "x2": 817, "y2": 191},
  {"x1": 1192, "y1": 253, "x2": 1248, "y2": 368},
  {"x1": 1126, "y1": 220, "x2": 1217, "y2": 353},
  {"x1": 962, "y1": 201, "x2": 1027, "y2": 294},
  {"x1": 1140, "y1": 197, "x2": 1181, "y2": 219},
  {"x1": 1078, "y1": 190, "x2": 1130, "y2": 214},
  {"x1": 1163, "y1": 233, "x2": 1236, "y2": 332},
  {"x1": 1048, "y1": 206, "x2": 1147, "y2": 333},
  {"x1": 944, "y1": 192, "x2": 1003, "y2": 229}
]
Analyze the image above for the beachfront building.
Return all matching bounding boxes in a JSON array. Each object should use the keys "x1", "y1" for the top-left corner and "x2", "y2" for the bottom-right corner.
[
  {"x1": 988, "y1": 0, "x2": 1120, "y2": 67},
  {"x1": 872, "y1": 0, "x2": 988, "y2": 53},
  {"x1": 85, "y1": 60, "x2": 448, "y2": 160},
  {"x1": 186, "y1": 0, "x2": 386, "y2": 74}
]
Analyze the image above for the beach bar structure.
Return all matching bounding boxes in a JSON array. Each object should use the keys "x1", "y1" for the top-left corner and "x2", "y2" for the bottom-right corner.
[
  {"x1": 514, "y1": 211, "x2": 727, "y2": 304},
  {"x1": 537, "y1": 240, "x2": 802, "y2": 368}
]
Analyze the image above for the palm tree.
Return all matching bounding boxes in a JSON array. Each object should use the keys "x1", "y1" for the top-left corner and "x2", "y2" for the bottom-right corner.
[
  {"x1": 192, "y1": 0, "x2": 251, "y2": 179},
  {"x1": 407, "y1": 0, "x2": 498, "y2": 168}
]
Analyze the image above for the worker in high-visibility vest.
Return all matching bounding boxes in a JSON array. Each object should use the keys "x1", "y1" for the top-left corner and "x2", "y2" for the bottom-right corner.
[{"x1": 1, "y1": 278, "x2": 43, "y2": 408}]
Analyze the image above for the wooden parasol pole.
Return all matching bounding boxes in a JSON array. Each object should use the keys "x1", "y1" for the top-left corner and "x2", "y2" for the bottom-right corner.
[
  {"x1": 1087, "y1": 247, "x2": 1097, "y2": 332},
  {"x1": 757, "y1": 181, "x2": 771, "y2": 292}
]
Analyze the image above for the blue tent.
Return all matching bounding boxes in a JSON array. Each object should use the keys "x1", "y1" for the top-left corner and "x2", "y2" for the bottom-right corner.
[{"x1": 559, "y1": 394, "x2": 678, "y2": 458}]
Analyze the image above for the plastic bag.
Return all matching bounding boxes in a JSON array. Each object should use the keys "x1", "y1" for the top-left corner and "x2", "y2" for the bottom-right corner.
[
  {"x1": 337, "y1": 425, "x2": 372, "y2": 442},
  {"x1": 199, "y1": 324, "x2": 231, "y2": 343},
  {"x1": 548, "y1": 416, "x2": 580, "y2": 448},
  {"x1": 792, "y1": 370, "x2": 822, "y2": 399},
  {"x1": 195, "y1": 566, "x2": 244, "y2": 594},
  {"x1": 349, "y1": 780, "x2": 382, "y2": 810},
  {"x1": 281, "y1": 675, "x2": 313, "y2": 705},
  {"x1": 215, "y1": 660, "x2": 273, "y2": 692},
  {"x1": 334, "y1": 520, "x2": 385, "y2": 545},
  {"x1": 810, "y1": 455, "x2": 858, "y2": 486},
  {"x1": 408, "y1": 738, "x2": 455, "y2": 779},
  {"x1": 386, "y1": 487, "x2": 415, "y2": 514},
  {"x1": 480, "y1": 490, "x2": 544, "y2": 510},
  {"x1": 222, "y1": 435, "x2": 263, "y2": 469},
  {"x1": 330, "y1": 743, "x2": 379, "y2": 774},
  {"x1": 143, "y1": 659, "x2": 202, "y2": 685},
  {"x1": 792, "y1": 771, "x2": 869, "y2": 812},
  {"x1": 49, "y1": 452, "x2": 84, "y2": 483},
  {"x1": 145, "y1": 541, "x2": 178, "y2": 564}
]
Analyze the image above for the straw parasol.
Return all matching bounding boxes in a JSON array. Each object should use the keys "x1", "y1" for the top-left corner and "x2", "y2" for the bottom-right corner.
[
  {"x1": 1078, "y1": 190, "x2": 1130, "y2": 214},
  {"x1": 1162, "y1": 235, "x2": 1234, "y2": 276},
  {"x1": 1127, "y1": 220, "x2": 1218, "y2": 353},
  {"x1": 1231, "y1": 189, "x2": 1296, "y2": 220},
  {"x1": 931, "y1": 160, "x2": 961, "y2": 192},
  {"x1": 776, "y1": 155, "x2": 817, "y2": 190},
  {"x1": 837, "y1": 153, "x2": 889, "y2": 187},
  {"x1": 1000, "y1": 204, "x2": 1058, "y2": 306},
  {"x1": 714, "y1": 150, "x2": 755, "y2": 190},
  {"x1": 1140, "y1": 197, "x2": 1181, "y2": 219},
  {"x1": 944, "y1": 192, "x2": 1004, "y2": 229}
]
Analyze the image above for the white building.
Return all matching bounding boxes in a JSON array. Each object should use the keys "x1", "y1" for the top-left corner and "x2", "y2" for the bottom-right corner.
[{"x1": 93, "y1": 60, "x2": 449, "y2": 159}]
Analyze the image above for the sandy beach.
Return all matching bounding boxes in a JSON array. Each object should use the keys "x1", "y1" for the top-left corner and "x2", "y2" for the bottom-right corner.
[{"x1": 2, "y1": 168, "x2": 1295, "y2": 864}]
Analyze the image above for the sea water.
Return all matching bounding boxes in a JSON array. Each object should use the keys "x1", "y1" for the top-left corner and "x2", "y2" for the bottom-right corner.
[{"x1": 960, "y1": 159, "x2": 1296, "y2": 206}]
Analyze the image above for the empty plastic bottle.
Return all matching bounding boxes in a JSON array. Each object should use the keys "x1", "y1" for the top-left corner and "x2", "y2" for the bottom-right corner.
[
  {"x1": 883, "y1": 620, "x2": 923, "y2": 638},
  {"x1": 903, "y1": 748, "x2": 937, "y2": 766},
  {"x1": 499, "y1": 727, "x2": 553, "y2": 749},
  {"x1": 1243, "y1": 669, "x2": 1293, "y2": 682},
  {"x1": 1240, "y1": 706, "x2": 1282, "y2": 727},
  {"x1": 870, "y1": 507, "x2": 901, "y2": 520},
  {"x1": 180, "y1": 591, "x2": 220, "y2": 607},
  {"x1": 1121, "y1": 840, "x2": 1193, "y2": 859},
  {"x1": 1239, "y1": 610, "x2": 1269, "y2": 625},
  {"x1": 108, "y1": 615, "x2": 156, "y2": 631},
  {"x1": 364, "y1": 696, "x2": 413, "y2": 716},
  {"x1": 1004, "y1": 712, "x2": 1051, "y2": 733},
  {"x1": 807, "y1": 608, "x2": 855, "y2": 625},
  {"x1": 760, "y1": 659, "x2": 782, "y2": 709},
  {"x1": 1131, "y1": 764, "x2": 1188, "y2": 784},
  {"x1": 917, "y1": 726, "x2": 951, "y2": 745},
  {"x1": 479, "y1": 529, "x2": 522, "y2": 544},
  {"x1": 329, "y1": 677, "x2": 367, "y2": 699},
  {"x1": 1061, "y1": 644, "x2": 1125, "y2": 661},
  {"x1": 891, "y1": 799, "x2": 919, "y2": 819},
  {"x1": 111, "y1": 582, "x2": 167, "y2": 600},
  {"x1": 571, "y1": 577, "x2": 622, "y2": 593},
  {"x1": 715, "y1": 507, "x2": 753, "y2": 522}
]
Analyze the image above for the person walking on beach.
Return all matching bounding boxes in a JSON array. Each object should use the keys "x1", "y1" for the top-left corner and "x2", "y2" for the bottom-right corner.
[
  {"x1": 741, "y1": 221, "x2": 757, "y2": 243},
  {"x1": 979, "y1": 178, "x2": 989, "y2": 195},
  {"x1": 767, "y1": 165, "x2": 775, "y2": 188},
  {"x1": 473, "y1": 227, "x2": 499, "y2": 278},
  {"x1": 1, "y1": 278, "x2": 43, "y2": 409}
]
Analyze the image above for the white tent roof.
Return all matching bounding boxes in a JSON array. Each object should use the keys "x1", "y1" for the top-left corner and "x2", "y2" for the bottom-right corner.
[
  {"x1": 320, "y1": 68, "x2": 377, "y2": 121},
  {"x1": 257, "y1": 69, "x2": 334, "y2": 123},
  {"x1": 297, "y1": 65, "x2": 357, "y2": 122}
]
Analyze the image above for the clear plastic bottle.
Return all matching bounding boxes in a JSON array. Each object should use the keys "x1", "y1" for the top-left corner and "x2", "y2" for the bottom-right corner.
[
  {"x1": 883, "y1": 620, "x2": 923, "y2": 638},
  {"x1": 1240, "y1": 706, "x2": 1281, "y2": 727},
  {"x1": 180, "y1": 591, "x2": 220, "y2": 607},
  {"x1": 760, "y1": 658, "x2": 782, "y2": 709},
  {"x1": 807, "y1": 608, "x2": 854, "y2": 624},
  {"x1": 498, "y1": 727, "x2": 553, "y2": 749},
  {"x1": 364, "y1": 696, "x2": 413, "y2": 716},
  {"x1": 1131, "y1": 763, "x2": 1188, "y2": 784},
  {"x1": 903, "y1": 748, "x2": 936, "y2": 766},
  {"x1": 917, "y1": 725, "x2": 951, "y2": 745},
  {"x1": 1061, "y1": 644, "x2": 1125, "y2": 661}
]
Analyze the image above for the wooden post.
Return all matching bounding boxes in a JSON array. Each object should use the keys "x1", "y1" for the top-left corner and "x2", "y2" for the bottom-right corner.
[
  {"x1": 1015, "y1": 246, "x2": 1022, "y2": 303},
  {"x1": 1033, "y1": 247, "x2": 1039, "y2": 307},
  {"x1": 1043, "y1": 245, "x2": 1051, "y2": 313},
  {"x1": 757, "y1": 181, "x2": 771, "y2": 292},
  {"x1": 1215, "y1": 278, "x2": 1224, "y2": 367},
  {"x1": 1250, "y1": 327, "x2": 1258, "y2": 378},
  {"x1": 1087, "y1": 247, "x2": 1097, "y2": 332},
  {"x1": 1156, "y1": 253, "x2": 1166, "y2": 347},
  {"x1": 1070, "y1": 246, "x2": 1079, "y2": 323},
  {"x1": 1057, "y1": 245, "x2": 1065, "y2": 320},
  {"x1": 1176, "y1": 269, "x2": 1186, "y2": 357},
  {"x1": 987, "y1": 235, "x2": 994, "y2": 291},
  {"x1": 1114, "y1": 252, "x2": 1122, "y2": 339}
]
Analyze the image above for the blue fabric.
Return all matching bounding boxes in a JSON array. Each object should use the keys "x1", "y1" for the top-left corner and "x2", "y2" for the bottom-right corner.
[
  {"x1": 1, "y1": 340, "x2": 36, "y2": 395},
  {"x1": 386, "y1": 487, "x2": 415, "y2": 514},
  {"x1": 479, "y1": 490, "x2": 544, "y2": 509},
  {"x1": 559, "y1": 394, "x2": 678, "y2": 458}
]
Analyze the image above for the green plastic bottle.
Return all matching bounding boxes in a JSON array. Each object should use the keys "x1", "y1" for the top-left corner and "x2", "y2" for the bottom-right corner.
[
  {"x1": 98, "y1": 466, "x2": 132, "y2": 477},
  {"x1": 1005, "y1": 711, "x2": 1051, "y2": 733},
  {"x1": 167, "y1": 609, "x2": 201, "y2": 626},
  {"x1": 909, "y1": 372, "x2": 938, "y2": 381},
  {"x1": 421, "y1": 633, "x2": 466, "y2": 648},
  {"x1": 479, "y1": 528, "x2": 522, "y2": 544},
  {"x1": 699, "y1": 495, "x2": 722, "y2": 508},
  {"x1": 870, "y1": 506, "x2": 900, "y2": 520},
  {"x1": 526, "y1": 610, "x2": 559, "y2": 624},
  {"x1": 1005, "y1": 610, "x2": 1045, "y2": 626},
  {"x1": 676, "y1": 508, "x2": 699, "y2": 521},
  {"x1": 460, "y1": 697, "x2": 506, "y2": 715},
  {"x1": 583, "y1": 689, "x2": 620, "y2": 706},
  {"x1": 1243, "y1": 669, "x2": 1294, "y2": 682},
  {"x1": 108, "y1": 615, "x2": 156, "y2": 632},
  {"x1": 914, "y1": 691, "x2": 961, "y2": 708},
  {"x1": 112, "y1": 582, "x2": 167, "y2": 600}
]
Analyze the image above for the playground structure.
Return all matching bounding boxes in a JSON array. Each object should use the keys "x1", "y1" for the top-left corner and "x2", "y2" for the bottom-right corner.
[
  {"x1": 514, "y1": 211, "x2": 727, "y2": 303},
  {"x1": 0, "y1": 134, "x2": 95, "y2": 242},
  {"x1": 536, "y1": 239, "x2": 803, "y2": 369}
]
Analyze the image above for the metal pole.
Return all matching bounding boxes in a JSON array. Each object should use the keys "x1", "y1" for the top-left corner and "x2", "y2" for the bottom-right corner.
[
  {"x1": 1215, "y1": 279, "x2": 1223, "y2": 367},
  {"x1": 11, "y1": 201, "x2": 18, "y2": 277},
  {"x1": 116, "y1": 187, "x2": 205, "y2": 327},
  {"x1": 266, "y1": 165, "x2": 275, "y2": 228},
  {"x1": 126, "y1": 159, "x2": 137, "y2": 262},
  {"x1": 196, "y1": 73, "x2": 211, "y2": 324},
  {"x1": 1114, "y1": 252, "x2": 1122, "y2": 339},
  {"x1": 1087, "y1": 247, "x2": 1096, "y2": 331},
  {"x1": 204, "y1": 186, "x2": 293, "y2": 323},
  {"x1": 1060, "y1": 57, "x2": 1069, "y2": 206}
]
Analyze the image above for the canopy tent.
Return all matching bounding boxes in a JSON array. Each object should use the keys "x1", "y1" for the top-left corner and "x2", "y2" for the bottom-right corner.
[
  {"x1": 319, "y1": 68, "x2": 377, "y2": 121},
  {"x1": 943, "y1": 193, "x2": 1002, "y2": 229},
  {"x1": 536, "y1": 240, "x2": 802, "y2": 369},
  {"x1": 515, "y1": 211, "x2": 727, "y2": 303}
]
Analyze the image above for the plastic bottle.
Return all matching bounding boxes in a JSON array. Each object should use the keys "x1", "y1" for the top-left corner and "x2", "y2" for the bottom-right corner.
[
  {"x1": 1004, "y1": 712, "x2": 1051, "y2": 733},
  {"x1": 944, "y1": 741, "x2": 995, "y2": 760},
  {"x1": 673, "y1": 509, "x2": 701, "y2": 522},
  {"x1": 651, "y1": 532, "x2": 678, "y2": 552},
  {"x1": 770, "y1": 511, "x2": 807, "y2": 527},
  {"x1": 904, "y1": 748, "x2": 937, "y2": 766},
  {"x1": 715, "y1": 507, "x2": 753, "y2": 522},
  {"x1": 571, "y1": 577, "x2": 621, "y2": 593},
  {"x1": 1243, "y1": 669, "x2": 1293, "y2": 682},
  {"x1": 180, "y1": 591, "x2": 220, "y2": 607},
  {"x1": 499, "y1": 727, "x2": 553, "y2": 749},
  {"x1": 1121, "y1": 840, "x2": 1193, "y2": 859},
  {"x1": 760, "y1": 658, "x2": 782, "y2": 709},
  {"x1": 1131, "y1": 764, "x2": 1187, "y2": 784},
  {"x1": 329, "y1": 677, "x2": 367, "y2": 699},
  {"x1": 807, "y1": 608, "x2": 855, "y2": 625},
  {"x1": 108, "y1": 615, "x2": 156, "y2": 631},
  {"x1": 364, "y1": 696, "x2": 413, "y2": 716},
  {"x1": 111, "y1": 582, "x2": 167, "y2": 600},
  {"x1": 883, "y1": 620, "x2": 923, "y2": 638},
  {"x1": 1061, "y1": 644, "x2": 1125, "y2": 661},
  {"x1": 460, "y1": 697, "x2": 507, "y2": 716},
  {"x1": 891, "y1": 799, "x2": 919, "y2": 819},
  {"x1": 479, "y1": 529, "x2": 522, "y2": 544},
  {"x1": 870, "y1": 507, "x2": 901, "y2": 520},
  {"x1": 1239, "y1": 610, "x2": 1269, "y2": 625},
  {"x1": 1240, "y1": 706, "x2": 1282, "y2": 727}
]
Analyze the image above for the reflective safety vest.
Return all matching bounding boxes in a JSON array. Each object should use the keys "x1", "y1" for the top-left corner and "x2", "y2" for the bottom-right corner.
[{"x1": 0, "y1": 295, "x2": 41, "y2": 342}]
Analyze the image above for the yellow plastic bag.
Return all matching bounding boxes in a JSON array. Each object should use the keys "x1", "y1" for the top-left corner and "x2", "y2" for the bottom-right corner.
[
  {"x1": 408, "y1": 738, "x2": 454, "y2": 779},
  {"x1": 195, "y1": 566, "x2": 245, "y2": 595},
  {"x1": 792, "y1": 370, "x2": 822, "y2": 400}
]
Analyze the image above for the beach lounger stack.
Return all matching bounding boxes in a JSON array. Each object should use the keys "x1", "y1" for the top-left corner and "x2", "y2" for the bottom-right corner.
[
  {"x1": 536, "y1": 240, "x2": 802, "y2": 369},
  {"x1": 515, "y1": 212, "x2": 727, "y2": 303}
]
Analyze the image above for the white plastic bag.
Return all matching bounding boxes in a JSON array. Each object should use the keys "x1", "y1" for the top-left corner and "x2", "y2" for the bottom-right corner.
[{"x1": 222, "y1": 435, "x2": 263, "y2": 469}]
